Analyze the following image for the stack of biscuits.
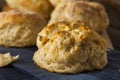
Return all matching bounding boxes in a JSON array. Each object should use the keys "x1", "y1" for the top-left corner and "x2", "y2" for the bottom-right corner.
[{"x1": 0, "y1": 0, "x2": 109, "y2": 73}]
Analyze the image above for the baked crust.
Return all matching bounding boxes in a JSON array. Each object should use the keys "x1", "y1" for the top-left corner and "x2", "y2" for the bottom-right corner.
[
  {"x1": 49, "y1": 0, "x2": 89, "y2": 7},
  {"x1": 49, "y1": 1, "x2": 109, "y2": 34},
  {"x1": 5, "y1": 0, "x2": 54, "y2": 20},
  {"x1": 0, "y1": 10, "x2": 46, "y2": 47},
  {"x1": 33, "y1": 21, "x2": 108, "y2": 74}
]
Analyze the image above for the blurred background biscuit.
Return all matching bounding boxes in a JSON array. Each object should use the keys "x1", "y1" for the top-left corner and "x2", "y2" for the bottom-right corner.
[
  {"x1": 48, "y1": 1, "x2": 109, "y2": 34},
  {"x1": 0, "y1": 10, "x2": 46, "y2": 47},
  {"x1": 5, "y1": 0, "x2": 54, "y2": 20},
  {"x1": 48, "y1": 0, "x2": 89, "y2": 7}
]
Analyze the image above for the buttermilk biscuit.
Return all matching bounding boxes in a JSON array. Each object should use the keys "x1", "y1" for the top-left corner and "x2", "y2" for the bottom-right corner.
[
  {"x1": 5, "y1": 0, "x2": 54, "y2": 20},
  {"x1": 33, "y1": 21, "x2": 108, "y2": 74},
  {"x1": 0, "y1": 10, "x2": 46, "y2": 47},
  {"x1": 48, "y1": 1, "x2": 109, "y2": 34},
  {"x1": 48, "y1": 0, "x2": 89, "y2": 7}
]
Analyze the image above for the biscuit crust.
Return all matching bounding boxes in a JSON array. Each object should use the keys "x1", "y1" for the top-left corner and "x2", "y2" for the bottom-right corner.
[
  {"x1": 0, "y1": 10, "x2": 46, "y2": 47},
  {"x1": 33, "y1": 21, "x2": 108, "y2": 74},
  {"x1": 5, "y1": 0, "x2": 54, "y2": 20},
  {"x1": 48, "y1": 1, "x2": 109, "y2": 34},
  {"x1": 49, "y1": 0, "x2": 89, "y2": 7}
]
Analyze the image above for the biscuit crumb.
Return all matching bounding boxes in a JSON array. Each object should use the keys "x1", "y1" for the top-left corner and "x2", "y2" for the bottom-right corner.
[{"x1": 0, "y1": 52, "x2": 19, "y2": 67}]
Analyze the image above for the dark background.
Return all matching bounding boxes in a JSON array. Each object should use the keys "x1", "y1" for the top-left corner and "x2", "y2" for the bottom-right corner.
[
  {"x1": 102, "y1": 0, "x2": 120, "y2": 50},
  {"x1": 93, "y1": 0, "x2": 120, "y2": 50}
]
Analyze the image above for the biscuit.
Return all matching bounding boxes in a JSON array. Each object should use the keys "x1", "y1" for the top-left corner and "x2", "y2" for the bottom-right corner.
[
  {"x1": 0, "y1": 10, "x2": 46, "y2": 47},
  {"x1": 5, "y1": 0, "x2": 54, "y2": 20},
  {"x1": 48, "y1": 1, "x2": 109, "y2": 34},
  {"x1": 33, "y1": 21, "x2": 108, "y2": 74},
  {"x1": 48, "y1": 0, "x2": 89, "y2": 7}
]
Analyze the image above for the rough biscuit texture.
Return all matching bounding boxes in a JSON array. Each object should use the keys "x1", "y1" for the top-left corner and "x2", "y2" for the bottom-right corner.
[
  {"x1": 33, "y1": 21, "x2": 108, "y2": 74},
  {"x1": 0, "y1": 10, "x2": 46, "y2": 47},
  {"x1": 5, "y1": 0, "x2": 54, "y2": 20},
  {"x1": 48, "y1": 1, "x2": 109, "y2": 34},
  {"x1": 49, "y1": 0, "x2": 89, "y2": 7}
]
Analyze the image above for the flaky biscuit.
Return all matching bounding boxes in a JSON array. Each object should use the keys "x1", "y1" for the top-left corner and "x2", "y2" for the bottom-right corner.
[
  {"x1": 48, "y1": 1, "x2": 109, "y2": 34},
  {"x1": 5, "y1": 0, "x2": 54, "y2": 20},
  {"x1": 0, "y1": 10, "x2": 46, "y2": 47},
  {"x1": 33, "y1": 21, "x2": 108, "y2": 74},
  {"x1": 48, "y1": 0, "x2": 89, "y2": 7}
]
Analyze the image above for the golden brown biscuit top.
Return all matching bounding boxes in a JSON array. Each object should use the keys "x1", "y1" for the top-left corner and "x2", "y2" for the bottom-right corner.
[
  {"x1": 0, "y1": 10, "x2": 46, "y2": 27},
  {"x1": 40, "y1": 21, "x2": 90, "y2": 38},
  {"x1": 17, "y1": 0, "x2": 53, "y2": 12},
  {"x1": 38, "y1": 21, "x2": 106, "y2": 49},
  {"x1": 5, "y1": 0, "x2": 54, "y2": 20},
  {"x1": 64, "y1": 1, "x2": 106, "y2": 22}
]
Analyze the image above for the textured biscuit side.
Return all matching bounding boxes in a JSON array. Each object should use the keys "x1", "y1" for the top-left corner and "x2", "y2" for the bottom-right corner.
[{"x1": 0, "y1": 10, "x2": 46, "y2": 47}]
